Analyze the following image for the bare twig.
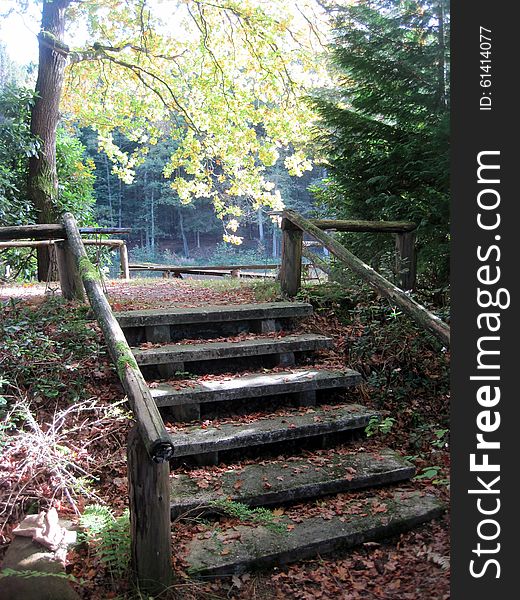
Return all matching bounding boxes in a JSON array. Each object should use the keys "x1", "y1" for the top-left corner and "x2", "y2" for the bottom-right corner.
[{"x1": 0, "y1": 391, "x2": 130, "y2": 535}]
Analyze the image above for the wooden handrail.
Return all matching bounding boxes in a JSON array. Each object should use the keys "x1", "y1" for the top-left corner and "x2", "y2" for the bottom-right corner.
[
  {"x1": 0, "y1": 239, "x2": 129, "y2": 280},
  {"x1": 61, "y1": 213, "x2": 173, "y2": 592},
  {"x1": 61, "y1": 214, "x2": 173, "y2": 461},
  {"x1": 280, "y1": 209, "x2": 450, "y2": 346},
  {"x1": 0, "y1": 239, "x2": 126, "y2": 248},
  {"x1": 129, "y1": 262, "x2": 279, "y2": 271},
  {"x1": 309, "y1": 219, "x2": 418, "y2": 291},
  {"x1": 310, "y1": 219, "x2": 417, "y2": 233},
  {"x1": 272, "y1": 214, "x2": 417, "y2": 290},
  {"x1": 0, "y1": 223, "x2": 131, "y2": 241}
]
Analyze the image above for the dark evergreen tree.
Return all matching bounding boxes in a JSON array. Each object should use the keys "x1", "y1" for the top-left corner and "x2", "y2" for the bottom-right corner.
[{"x1": 312, "y1": 0, "x2": 450, "y2": 287}]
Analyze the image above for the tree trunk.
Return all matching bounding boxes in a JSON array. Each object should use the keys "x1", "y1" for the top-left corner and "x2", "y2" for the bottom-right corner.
[
  {"x1": 257, "y1": 207, "x2": 264, "y2": 242},
  {"x1": 118, "y1": 178, "x2": 122, "y2": 228},
  {"x1": 104, "y1": 154, "x2": 114, "y2": 226},
  {"x1": 143, "y1": 165, "x2": 150, "y2": 252},
  {"x1": 28, "y1": 0, "x2": 70, "y2": 281},
  {"x1": 178, "y1": 207, "x2": 189, "y2": 258},
  {"x1": 150, "y1": 188, "x2": 155, "y2": 255},
  {"x1": 436, "y1": 1, "x2": 447, "y2": 110}
]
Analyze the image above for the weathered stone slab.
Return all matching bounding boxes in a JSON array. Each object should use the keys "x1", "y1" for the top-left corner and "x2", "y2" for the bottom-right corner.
[
  {"x1": 185, "y1": 491, "x2": 445, "y2": 577},
  {"x1": 116, "y1": 302, "x2": 313, "y2": 328},
  {"x1": 170, "y1": 448, "x2": 415, "y2": 518},
  {"x1": 168, "y1": 404, "x2": 378, "y2": 457},
  {"x1": 152, "y1": 369, "x2": 361, "y2": 407},
  {"x1": 169, "y1": 403, "x2": 201, "y2": 422},
  {"x1": 133, "y1": 334, "x2": 332, "y2": 367},
  {"x1": 298, "y1": 390, "x2": 316, "y2": 407},
  {"x1": 118, "y1": 303, "x2": 313, "y2": 344},
  {"x1": 277, "y1": 351, "x2": 295, "y2": 367},
  {"x1": 0, "y1": 520, "x2": 78, "y2": 600},
  {"x1": 144, "y1": 324, "x2": 171, "y2": 343},
  {"x1": 157, "y1": 362, "x2": 185, "y2": 380}
]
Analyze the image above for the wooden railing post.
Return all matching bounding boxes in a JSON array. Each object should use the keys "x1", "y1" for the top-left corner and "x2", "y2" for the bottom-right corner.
[
  {"x1": 279, "y1": 218, "x2": 303, "y2": 297},
  {"x1": 55, "y1": 241, "x2": 86, "y2": 301},
  {"x1": 306, "y1": 218, "x2": 418, "y2": 292},
  {"x1": 128, "y1": 426, "x2": 173, "y2": 596},
  {"x1": 395, "y1": 231, "x2": 417, "y2": 291}
]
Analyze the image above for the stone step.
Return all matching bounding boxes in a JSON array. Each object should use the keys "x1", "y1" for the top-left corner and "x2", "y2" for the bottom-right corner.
[
  {"x1": 116, "y1": 302, "x2": 313, "y2": 344},
  {"x1": 185, "y1": 490, "x2": 445, "y2": 577},
  {"x1": 134, "y1": 334, "x2": 333, "y2": 378},
  {"x1": 152, "y1": 369, "x2": 361, "y2": 420},
  {"x1": 170, "y1": 448, "x2": 415, "y2": 519},
  {"x1": 168, "y1": 404, "x2": 378, "y2": 462}
]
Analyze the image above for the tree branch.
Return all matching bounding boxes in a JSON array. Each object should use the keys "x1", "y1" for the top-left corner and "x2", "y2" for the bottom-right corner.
[
  {"x1": 93, "y1": 54, "x2": 201, "y2": 135},
  {"x1": 69, "y1": 41, "x2": 187, "y2": 63}
]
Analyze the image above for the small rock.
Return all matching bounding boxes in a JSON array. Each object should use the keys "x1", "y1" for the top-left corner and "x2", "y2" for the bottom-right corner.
[{"x1": 0, "y1": 515, "x2": 79, "y2": 600}]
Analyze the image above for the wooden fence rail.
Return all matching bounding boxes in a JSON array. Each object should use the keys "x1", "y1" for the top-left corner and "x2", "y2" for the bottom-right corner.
[
  {"x1": 0, "y1": 224, "x2": 131, "y2": 241},
  {"x1": 0, "y1": 239, "x2": 130, "y2": 280},
  {"x1": 130, "y1": 262, "x2": 279, "y2": 271},
  {"x1": 129, "y1": 262, "x2": 279, "y2": 279},
  {"x1": 309, "y1": 219, "x2": 417, "y2": 233},
  {"x1": 279, "y1": 210, "x2": 450, "y2": 347},
  {"x1": 61, "y1": 213, "x2": 174, "y2": 594},
  {"x1": 308, "y1": 218, "x2": 417, "y2": 291}
]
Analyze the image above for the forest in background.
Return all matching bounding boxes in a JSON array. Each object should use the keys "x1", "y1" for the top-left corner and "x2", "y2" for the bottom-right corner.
[{"x1": 1, "y1": 0, "x2": 449, "y2": 290}]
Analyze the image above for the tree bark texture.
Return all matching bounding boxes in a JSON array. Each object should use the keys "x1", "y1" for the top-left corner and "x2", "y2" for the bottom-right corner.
[
  {"x1": 178, "y1": 207, "x2": 189, "y2": 258},
  {"x1": 29, "y1": 0, "x2": 70, "y2": 280}
]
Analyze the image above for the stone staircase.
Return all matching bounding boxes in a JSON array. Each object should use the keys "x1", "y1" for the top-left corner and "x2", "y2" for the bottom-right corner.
[{"x1": 115, "y1": 301, "x2": 443, "y2": 577}]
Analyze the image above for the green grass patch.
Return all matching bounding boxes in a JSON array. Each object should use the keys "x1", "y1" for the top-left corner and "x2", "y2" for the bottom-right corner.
[{"x1": 209, "y1": 499, "x2": 286, "y2": 533}]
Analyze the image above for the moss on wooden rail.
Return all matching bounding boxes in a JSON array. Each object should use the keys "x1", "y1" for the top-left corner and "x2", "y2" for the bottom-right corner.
[
  {"x1": 78, "y1": 256, "x2": 102, "y2": 282},
  {"x1": 61, "y1": 212, "x2": 174, "y2": 462},
  {"x1": 114, "y1": 341, "x2": 139, "y2": 379}
]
